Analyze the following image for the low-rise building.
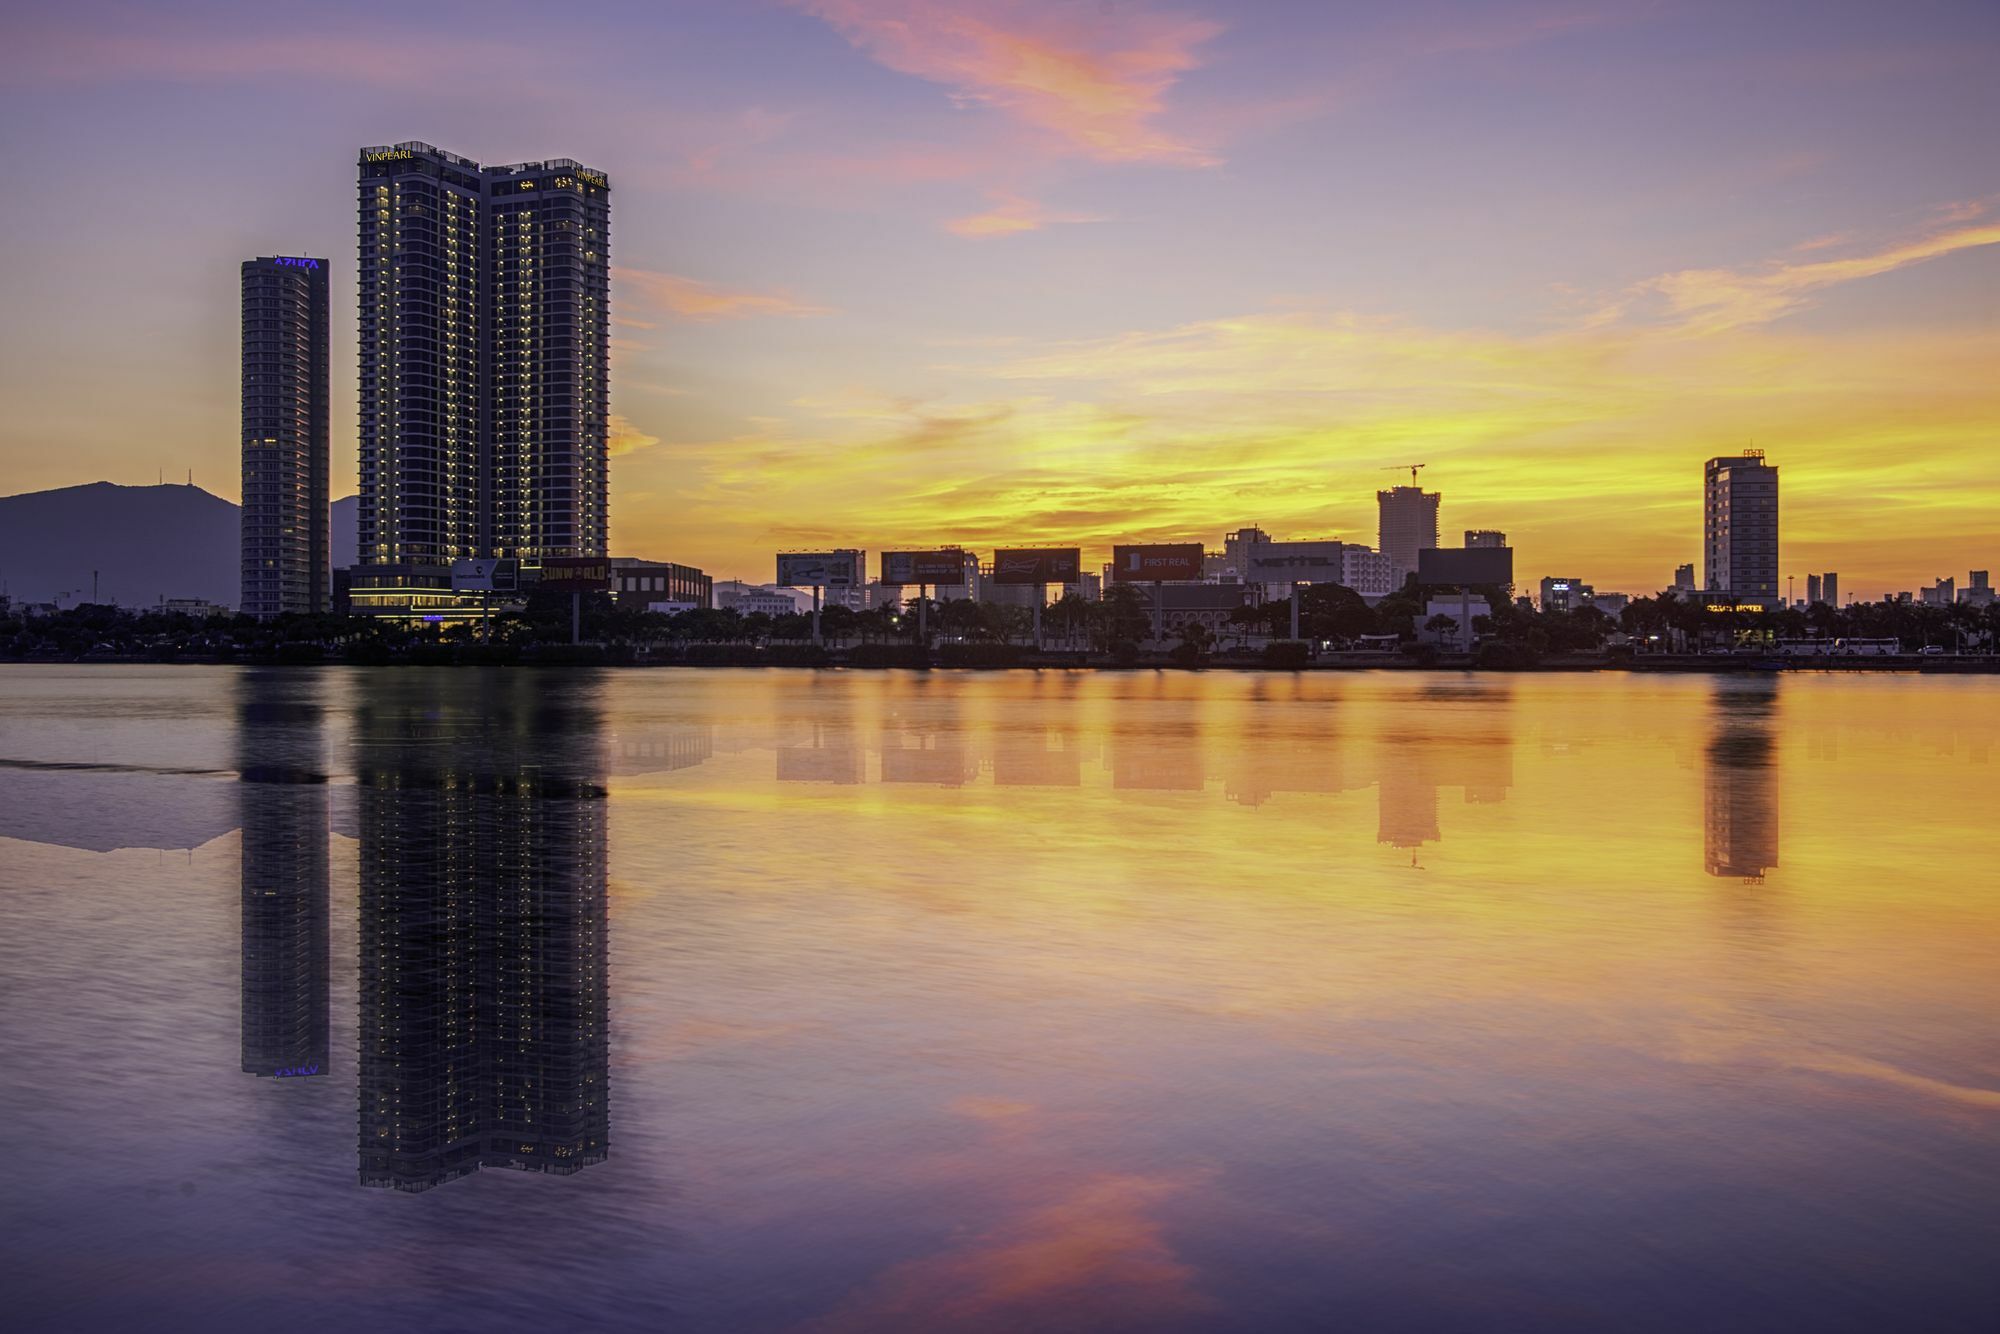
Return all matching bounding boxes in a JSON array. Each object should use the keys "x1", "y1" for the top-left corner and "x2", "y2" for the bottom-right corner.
[{"x1": 612, "y1": 557, "x2": 711, "y2": 609}]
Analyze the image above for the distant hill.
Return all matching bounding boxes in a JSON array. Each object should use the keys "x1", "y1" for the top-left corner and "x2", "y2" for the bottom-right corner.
[
  {"x1": 0, "y1": 482, "x2": 239, "y2": 608},
  {"x1": 332, "y1": 495, "x2": 358, "y2": 570},
  {"x1": 0, "y1": 482, "x2": 361, "y2": 610}
]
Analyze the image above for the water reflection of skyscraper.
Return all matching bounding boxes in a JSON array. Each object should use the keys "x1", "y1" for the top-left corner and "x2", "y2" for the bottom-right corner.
[
  {"x1": 1375, "y1": 685, "x2": 1517, "y2": 851},
  {"x1": 237, "y1": 670, "x2": 330, "y2": 1081},
  {"x1": 355, "y1": 671, "x2": 609, "y2": 1191},
  {"x1": 1705, "y1": 678, "x2": 1781, "y2": 880}
]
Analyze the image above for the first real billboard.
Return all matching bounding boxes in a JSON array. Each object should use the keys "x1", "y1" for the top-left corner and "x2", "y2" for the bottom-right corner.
[
  {"x1": 777, "y1": 551, "x2": 863, "y2": 587},
  {"x1": 880, "y1": 549, "x2": 967, "y2": 585},
  {"x1": 1417, "y1": 546, "x2": 1514, "y2": 587},
  {"x1": 1111, "y1": 542, "x2": 1205, "y2": 583},
  {"x1": 991, "y1": 548, "x2": 1082, "y2": 585}
]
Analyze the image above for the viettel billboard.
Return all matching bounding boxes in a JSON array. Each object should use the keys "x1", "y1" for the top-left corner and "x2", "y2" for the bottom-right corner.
[
  {"x1": 1111, "y1": 542, "x2": 1205, "y2": 583},
  {"x1": 880, "y1": 549, "x2": 968, "y2": 585},
  {"x1": 990, "y1": 548, "x2": 1082, "y2": 585}
]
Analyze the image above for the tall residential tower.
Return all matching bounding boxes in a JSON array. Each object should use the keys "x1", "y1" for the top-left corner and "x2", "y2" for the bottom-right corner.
[
  {"x1": 352, "y1": 142, "x2": 611, "y2": 618},
  {"x1": 1377, "y1": 486, "x2": 1441, "y2": 581},
  {"x1": 240, "y1": 256, "x2": 330, "y2": 618},
  {"x1": 1704, "y1": 453, "x2": 1779, "y2": 607}
]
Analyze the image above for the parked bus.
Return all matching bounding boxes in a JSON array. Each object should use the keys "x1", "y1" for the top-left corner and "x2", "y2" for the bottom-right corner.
[{"x1": 1833, "y1": 638, "x2": 1901, "y2": 656}]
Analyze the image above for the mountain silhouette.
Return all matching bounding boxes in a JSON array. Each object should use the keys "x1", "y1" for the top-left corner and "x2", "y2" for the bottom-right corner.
[{"x1": 0, "y1": 482, "x2": 359, "y2": 609}]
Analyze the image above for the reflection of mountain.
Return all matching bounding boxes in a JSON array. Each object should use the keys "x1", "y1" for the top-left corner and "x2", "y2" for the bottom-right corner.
[
  {"x1": 355, "y1": 672, "x2": 609, "y2": 1191},
  {"x1": 1705, "y1": 680, "x2": 1780, "y2": 879},
  {"x1": 237, "y1": 671, "x2": 330, "y2": 1080},
  {"x1": 0, "y1": 760, "x2": 239, "y2": 852}
]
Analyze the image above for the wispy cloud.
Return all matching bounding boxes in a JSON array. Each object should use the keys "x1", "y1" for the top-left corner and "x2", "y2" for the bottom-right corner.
[
  {"x1": 793, "y1": 0, "x2": 1223, "y2": 165},
  {"x1": 615, "y1": 267, "x2": 833, "y2": 322},
  {"x1": 1630, "y1": 206, "x2": 2000, "y2": 335},
  {"x1": 945, "y1": 189, "x2": 1105, "y2": 238}
]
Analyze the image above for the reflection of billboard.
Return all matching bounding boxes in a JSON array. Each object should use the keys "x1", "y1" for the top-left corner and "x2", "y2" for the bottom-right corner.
[
  {"x1": 452, "y1": 558, "x2": 519, "y2": 592},
  {"x1": 881, "y1": 549, "x2": 967, "y2": 585},
  {"x1": 1111, "y1": 543, "x2": 1205, "y2": 583},
  {"x1": 539, "y1": 557, "x2": 613, "y2": 592},
  {"x1": 777, "y1": 551, "x2": 863, "y2": 587},
  {"x1": 991, "y1": 548, "x2": 1081, "y2": 585},
  {"x1": 1417, "y1": 547, "x2": 1514, "y2": 587}
]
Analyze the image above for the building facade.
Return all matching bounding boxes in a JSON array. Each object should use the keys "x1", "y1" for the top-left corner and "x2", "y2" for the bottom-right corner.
[
  {"x1": 240, "y1": 256, "x2": 330, "y2": 618},
  {"x1": 1703, "y1": 453, "x2": 1779, "y2": 607},
  {"x1": 353, "y1": 143, "x2": 611, "y2": 619},
  {"x1": 1674, "y1": 562, "x2": 1697, "y2": 592},
  {"x1": 1377, "y1": 486, "x2": 1440, "y2": 580},
  {"x1": 1464, "y1": 529, "x2": 1506, "y2": 549},
  {"x1": 612, "y1": 558, "x2": 711, "y2": 609}
]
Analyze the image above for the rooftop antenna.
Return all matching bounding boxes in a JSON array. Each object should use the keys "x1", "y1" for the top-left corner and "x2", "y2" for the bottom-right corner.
[{"x1": 1382, "y1": 463, "x2": 1429, "y2": 486}]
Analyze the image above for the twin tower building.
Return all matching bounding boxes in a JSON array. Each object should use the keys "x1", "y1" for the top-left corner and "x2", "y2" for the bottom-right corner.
[{"x1": 240, "y1": 142, "x2": 611, "y2": 618}]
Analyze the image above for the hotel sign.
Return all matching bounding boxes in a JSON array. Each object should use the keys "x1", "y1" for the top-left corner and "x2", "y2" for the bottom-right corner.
[
  {"x1": 272, "y1": 256, "x2": 320, "y2": 270},
  {"x1": 363, "y1": 149, "x2": 414, "y2": 163}
]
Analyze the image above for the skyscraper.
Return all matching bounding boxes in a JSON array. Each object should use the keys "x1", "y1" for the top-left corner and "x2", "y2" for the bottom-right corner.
[
  {"x1": 1464, "y1": 529, "x2": 1506, "y2": 549},
  {"x1": 1674, "y1": 562, "x2": 1697, "y2": 592},
  {"x1": 1806, "y1": 573, "x2": 1822, "y2": 606},
  {"x1": 1377, "y1": 486, "x2": 1440, "y2": 580},
  {"x1": 240, "y1": 256, "x2": 330, "y2": 618},
  {"x1": 1703, "y1": 453, "x2": 1779, "y2": 606},
  {"x1": 1822, "y1": 572, "x2": 1838, "y2": 608},
  {"x1": 352, "y1": 142, "x2": 611, "y2": 619}
]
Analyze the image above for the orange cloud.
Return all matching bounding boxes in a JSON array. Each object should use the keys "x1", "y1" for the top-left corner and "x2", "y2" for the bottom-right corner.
[
  {"x1": 795, "y1": 0, "x2": 1222, "y2": 165},
  {"x1": 945, "y1": 189, "x2": 1105, "y2": 237},
  {"x1": 608, "y1": 414, "x2": 661, "y2": 458},
  {"x1": 615, "y1": 267, "x2": 832, "y2": 322}
]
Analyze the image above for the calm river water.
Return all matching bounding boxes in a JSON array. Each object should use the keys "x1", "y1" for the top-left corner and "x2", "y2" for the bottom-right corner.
[{"x1": 0, "y1": 666, "x2": 1995, "y2": 1332}]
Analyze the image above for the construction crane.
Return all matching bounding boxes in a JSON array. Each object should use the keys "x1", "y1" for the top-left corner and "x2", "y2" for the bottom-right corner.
[{"x1": 1382, "y1": 463, "x2": 1428, "y2": 487}]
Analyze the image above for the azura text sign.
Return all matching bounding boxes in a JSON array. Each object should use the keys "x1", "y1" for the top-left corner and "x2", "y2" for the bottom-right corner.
[
  {"x1": 272, "y1": 257, "x2": 321, "y2": 269},
  {"x1": 1111, "y1": 543, "x2": 1205, "y2": 583}
]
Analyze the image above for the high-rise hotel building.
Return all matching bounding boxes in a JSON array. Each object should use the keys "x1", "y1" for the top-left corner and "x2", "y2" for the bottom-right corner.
[
  {"x1": 352, "y1": 142, "x2": 610, "y2": 618},
  {"x1": 240, "y1": 256, "x2": 330, "y2": 618},
  {"x1": 1704, "y1": 452, "x2": 1779, "y2": 607}
]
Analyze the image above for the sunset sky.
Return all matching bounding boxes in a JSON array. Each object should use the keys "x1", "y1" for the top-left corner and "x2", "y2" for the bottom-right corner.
[{"x1": 1, "y1": 0, "x2": 1995, "y2": 595}]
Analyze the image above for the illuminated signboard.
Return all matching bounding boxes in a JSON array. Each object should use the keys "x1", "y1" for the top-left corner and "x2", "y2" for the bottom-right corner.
[
  {"x1": 991, "y1": 548, "x2": 1082, "y2": 585},
  {"x1": 777, "y1": 551, "x2": 863, "y2": 587},
  {"x1": 363, "y1": 149, "x2": 414, "y2": 163},
  {"x1": 881, "y1": 549, "x2": 967, "y2": 585},
  {"x1": 539, "y1": 557, "x2": 614, "y2": 592},
  {"x1": 1111, "y1": 543, "x2": 1205, "y2": 583},
  {"x1": 272, "y1": 256, "x2": 321, "y2": 270},
  {"x1": 1703, "y1": 603, "x2": 1767, "y2": 614},
  {"x1": 579, "y1": 170, "x2": 607, "y2": 187}
]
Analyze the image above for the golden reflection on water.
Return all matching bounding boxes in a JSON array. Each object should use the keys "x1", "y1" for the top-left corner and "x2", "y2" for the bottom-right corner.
[
  {"x1": 1, "y1": 666, "x2": 1996, "y2": 1330},
  {"x1": 596, "y1": 670, "x2": 1999, "y2": 1327}
]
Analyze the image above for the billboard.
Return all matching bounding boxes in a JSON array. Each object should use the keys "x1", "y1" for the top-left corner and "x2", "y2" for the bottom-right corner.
[
  {"x1": 991, "y1": 548, "x2": 1082, "y2": 585},
  {"x1": 451, "y1": 557, "x2": 518, "y2": 592},
  {"x1": 881, "y1": 549, "x2": 968, "y2": 586},
  {"x1": 1244, "y1": 543, "x2": 1346, "y2": 585},
  {"x1": 538, "y1": 557, "x2": 613, "y2": 592},
  {"x1": 1417, "y1": 547, "x2": 1514, "y2": 587},
  {"x1": 777, "y1": 550, "x2": 863, "y2": 587},
  {"x1": 1111, "y1": 542, "x2": 1205, "y2": 583}
]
